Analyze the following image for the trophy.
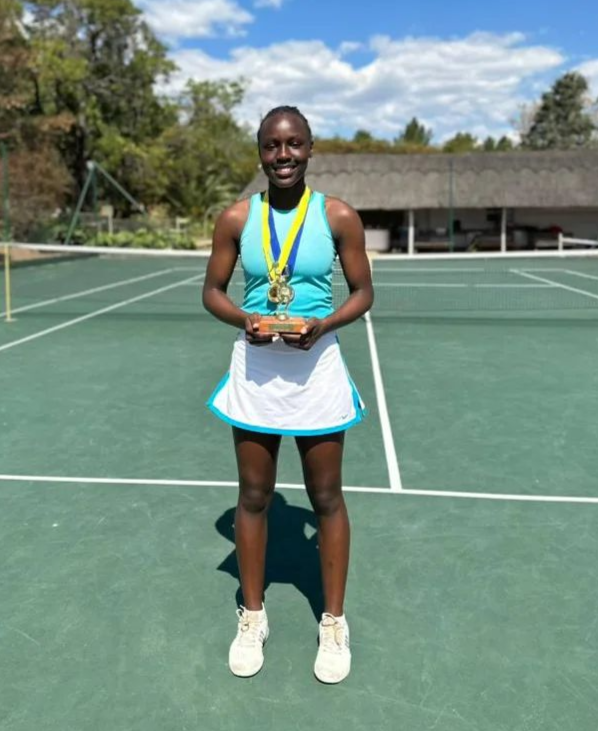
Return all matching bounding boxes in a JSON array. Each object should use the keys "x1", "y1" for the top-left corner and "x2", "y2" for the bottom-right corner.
[{"x1": 258, "y1": 269, "x2": 306, "y2": 334}]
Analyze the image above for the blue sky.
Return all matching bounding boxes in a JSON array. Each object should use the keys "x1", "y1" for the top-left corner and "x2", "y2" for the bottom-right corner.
[{"x1": 137, "y1": 0, "x2": 598, "y2": 142}]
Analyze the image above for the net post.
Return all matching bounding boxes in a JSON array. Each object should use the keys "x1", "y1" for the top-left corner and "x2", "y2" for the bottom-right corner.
[{"x1": 558, "y1": 232, "x2": 564, "y2": 253}]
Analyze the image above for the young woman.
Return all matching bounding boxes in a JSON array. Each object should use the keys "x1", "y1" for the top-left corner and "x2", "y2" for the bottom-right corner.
[{"x1": 203, "y1": 106, "x2": 373, "y2": 684}]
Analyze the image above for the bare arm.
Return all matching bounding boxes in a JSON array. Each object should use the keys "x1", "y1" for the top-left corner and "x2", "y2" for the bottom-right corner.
[
  {"x1": 281, "y1": 197, "x2": 373, "y2": 349},
  {"x1": 323, "y1": 197, "x2": 374, "y2": 330},
  {"x1": 201, "y1": 201, "x2": 247, "y2": 329},
  {"x1": 202, "y1": 199, "x2": 275, "y2": 343}
]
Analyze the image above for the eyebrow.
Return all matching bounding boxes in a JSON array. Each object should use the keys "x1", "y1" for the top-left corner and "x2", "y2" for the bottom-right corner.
[{"x1": 261, "y1": 133, "x2": 307, "y2": 143}]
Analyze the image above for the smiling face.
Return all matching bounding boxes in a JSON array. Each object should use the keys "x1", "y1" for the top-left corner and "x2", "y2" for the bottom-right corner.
[{"x1": 258, "y1": 112, "x2": 313, "y2": 190}]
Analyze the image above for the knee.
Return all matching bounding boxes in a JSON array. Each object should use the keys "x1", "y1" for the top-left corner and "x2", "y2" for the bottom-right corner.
[
  {"x1": 308, "y1": 479, "x2": 344, "y2": 518},
  {"x1": 238, "y1": 475, "x2": 274, "y2": 514}
]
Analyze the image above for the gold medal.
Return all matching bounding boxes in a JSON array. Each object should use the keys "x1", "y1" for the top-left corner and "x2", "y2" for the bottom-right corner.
[{"x1": 261, "y1": 187, "x2": 311, "y2": 284}]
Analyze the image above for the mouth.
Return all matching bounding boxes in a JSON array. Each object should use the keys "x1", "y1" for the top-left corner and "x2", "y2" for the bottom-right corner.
[{"x1": 272, "y1": 165, "x2": 297, "y2": 178}]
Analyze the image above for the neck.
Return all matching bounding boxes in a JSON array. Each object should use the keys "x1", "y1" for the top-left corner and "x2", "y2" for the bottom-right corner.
[{"x1": 267, "y1": 179, "x2": 306, "y2": 210}]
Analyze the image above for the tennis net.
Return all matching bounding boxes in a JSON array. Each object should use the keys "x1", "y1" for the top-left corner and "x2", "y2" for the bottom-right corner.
[{"x1": 3, "y1": 240, "x2": 598, "y2": 322}]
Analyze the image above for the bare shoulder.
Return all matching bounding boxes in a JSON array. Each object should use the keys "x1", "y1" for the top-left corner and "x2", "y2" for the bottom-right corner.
[
  {"x1": 323, "y1": 195, "x2": 362, "y2": 233},
  {"x1": 214, "y1": 197, "x2": 252, "y2": 240}
]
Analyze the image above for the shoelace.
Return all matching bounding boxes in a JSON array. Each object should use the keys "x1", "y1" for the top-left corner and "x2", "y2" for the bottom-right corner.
[
  {"x1": 236, "y1": 607, "x2": 264, "y2": 648},
  {"x1": 319, "y1": 614, "x2": 347, "y2": 654}
]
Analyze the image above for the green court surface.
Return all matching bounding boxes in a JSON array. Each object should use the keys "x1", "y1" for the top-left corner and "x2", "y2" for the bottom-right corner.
[{"x1": 1, "y1": 252, "x2": 598, "y2": 730}]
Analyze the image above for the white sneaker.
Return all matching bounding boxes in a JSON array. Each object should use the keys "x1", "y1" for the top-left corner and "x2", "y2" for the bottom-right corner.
[
  {"x1": 314, "y1": 613, "x2": 351, "y2": 684},
  {"x1": 228, "y1": 605, "x2": 269, "y2": 677}
]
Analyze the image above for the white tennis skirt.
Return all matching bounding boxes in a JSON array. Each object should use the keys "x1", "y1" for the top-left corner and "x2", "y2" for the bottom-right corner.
[{"x1": 207, "y1": 331, "x2": 366, "y2": 436}]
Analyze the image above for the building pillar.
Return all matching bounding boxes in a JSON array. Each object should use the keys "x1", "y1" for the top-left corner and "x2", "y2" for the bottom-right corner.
[
  {"x1": 501, "y1": 208, "x2": 507, "y2": 253},
  {"x1": 408, "y1": 209, "x2": 415, "y2": 256}
]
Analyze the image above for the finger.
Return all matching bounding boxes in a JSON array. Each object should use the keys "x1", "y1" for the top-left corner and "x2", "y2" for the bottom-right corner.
[
  {"x1": 247, "y1": 334, "x2": 274, "y2": 346},
  {"x1": 280, "y1": 333, "x2": 302, "y2": 345},
  {"x1": 300, "y1": 319, "x2": 319, "y2": 335}
]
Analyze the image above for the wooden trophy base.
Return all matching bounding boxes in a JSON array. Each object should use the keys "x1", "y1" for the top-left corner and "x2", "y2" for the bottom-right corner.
[{"x1": 258, "y1": 316, "x2": 306, "y2": 334}]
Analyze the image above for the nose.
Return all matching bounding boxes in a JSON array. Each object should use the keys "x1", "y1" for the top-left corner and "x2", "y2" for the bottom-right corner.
[{"x1": 277, "y1": 143, "x2": 291, "y2": 160}]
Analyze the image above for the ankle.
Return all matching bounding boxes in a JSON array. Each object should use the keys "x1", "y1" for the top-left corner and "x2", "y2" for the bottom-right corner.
[{"x1": 243, "y1": 602, "x2": 266, "y2": 614}]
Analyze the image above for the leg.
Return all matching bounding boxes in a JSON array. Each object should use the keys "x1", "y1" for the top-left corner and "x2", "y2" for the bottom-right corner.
[
  {"x1": 295, "y1": 432, "x2": 349, "y2": 617},
  {"x1": 233, "y1": 426, "x2": 281, "y2": 610}
]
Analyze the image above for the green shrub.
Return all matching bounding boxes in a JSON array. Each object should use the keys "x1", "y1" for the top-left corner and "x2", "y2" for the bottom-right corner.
[{"x1": 87, "y1": 228, "x2": 196, "y2": 250}]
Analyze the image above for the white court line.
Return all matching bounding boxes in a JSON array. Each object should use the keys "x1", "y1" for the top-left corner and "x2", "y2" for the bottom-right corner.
[
  {"x1": 2, "y1": 474, "x2": 598, "y2": 504},
  {"x1": 0, "y1": 273, "x2": 205, "y2": 353},
  {"x1": 364, "y1": 311, "x2": 402, "y2": 491},
  {"x1": 0, "y1": 268, "x2": 177, "y2": 318},
  {"x1": 373, "y1": 283, "x2": 467, "y2": 288},
  {"x1": 474, "y1": 283, "x2": 552, "y2": 288},
  {"x1": 171, "y1": 266, "x2": 208, "y2": 271},
  {"x1": 511, "y1": 269, "x2": 598, "y2": 302},
  {"x1": 373, "y1": 267, "x2": 485, "y2": 273},
  {"x1": 0, "y1": 474, "x2": 390, "y2": 494},
  {"x1": 372, "y1": 283, "x2": 552, "y2": 288},
  {"x1": 400, "y1": 488, "x2": 598, "y2": 505},
  {"x1": 564, "y1": 269, "x2": 598, "y2": 283},
  {"x1": 520, "y1": 268, "x2": 570, "y2": 273}
]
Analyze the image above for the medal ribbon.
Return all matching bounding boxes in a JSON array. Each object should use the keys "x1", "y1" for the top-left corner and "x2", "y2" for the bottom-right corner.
[{"x1": 261, "y1": 186, "x2": 311, "y2": 282}]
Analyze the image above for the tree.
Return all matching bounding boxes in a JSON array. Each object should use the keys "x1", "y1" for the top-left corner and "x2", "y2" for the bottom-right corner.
[
  {"x1": 396, "y1": 117, "x2": 433, "y2": 147},
  {"x1": 442, "y1": 132, "x2": 479, "y2": 153},
  {"x1": 496, "y1": 135, "x2": 514, "y2": 151},
  {"x1": 482, "y1": 136, "x2": 497, "y2": 151},
  {"x1": 521, "y1": 72, "x2": 596, "y2": 150},
  {"x1": 26, "y1": 0, "x2": 176, "y2": 196},
  {"x1": 0, "y1": 0, "x2": 30, "y2": 137},
  {"x1": 161, "y1": 80, "x2": 256, "y2": 218},
  {"x1": 0, "y1": 1, "x2": 72, "y2": 238},
  {"x1": 511, "y1": 101, "x2": 539, "y2": 141},
  {"x1": 352, "y1": 129, "x2": 374, "y2": 144},
  {"x1": 481, "y1": 135, "x2": 514, "y2": 152}
]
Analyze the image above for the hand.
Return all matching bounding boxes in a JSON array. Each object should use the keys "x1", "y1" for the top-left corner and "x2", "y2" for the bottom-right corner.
[
  {"x1": 245, "y1": 313, "x2": 275, "y2": 346},
  {"x1": 280, "y1": 318, "x2": 328, "y2": 350}
]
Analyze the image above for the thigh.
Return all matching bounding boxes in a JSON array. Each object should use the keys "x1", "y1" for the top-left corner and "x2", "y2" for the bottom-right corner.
[
  {"x1": 295, "y1": 432, "x2": 345, "y2": 494},
  {"x1": 233, "y1": 427, "x2": 282, "y2": 491}
]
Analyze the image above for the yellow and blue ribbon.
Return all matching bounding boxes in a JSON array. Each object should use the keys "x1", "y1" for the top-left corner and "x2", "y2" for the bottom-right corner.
[{"x1": 262, "y1": 186, "x2": 311, "y2": 281}]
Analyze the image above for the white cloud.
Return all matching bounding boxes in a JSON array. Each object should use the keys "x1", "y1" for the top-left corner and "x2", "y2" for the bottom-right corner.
[
  {"x1": 138, "y1": 0, "x2": 253, "y2": 40},
  {"x1": 338, "y1": 41, "x2": 363, "y2": 57},
  {"x1": 253, "y1": 0, "x2": 285, "y2": 8},
  {"x1": 163, "y1": 32, "x2": 568, "y2": 141},
  {"x1": 578, "y1": 59, "x2": 598, "y2": 96}
]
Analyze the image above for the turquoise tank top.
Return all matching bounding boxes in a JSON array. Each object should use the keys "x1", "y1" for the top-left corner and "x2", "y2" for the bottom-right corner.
[{"x1": 240, "y1": 190, "x2": 336, "y2": 319}]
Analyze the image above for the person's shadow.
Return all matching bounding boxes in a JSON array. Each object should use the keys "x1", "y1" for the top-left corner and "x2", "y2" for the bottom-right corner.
[{"x1": 215, "y1": 492, "x2": 324, "y2": 620}]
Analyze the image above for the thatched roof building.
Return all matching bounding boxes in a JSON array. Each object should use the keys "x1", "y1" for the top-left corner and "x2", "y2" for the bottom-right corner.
[{"x1": 242, "y1": 150, "x2": 598, "y2": 210}]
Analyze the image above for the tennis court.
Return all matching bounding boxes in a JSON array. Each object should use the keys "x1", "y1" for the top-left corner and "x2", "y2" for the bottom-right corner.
[{"x1": 1, "y1": 244, "x2": 598, "y2": 730}]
